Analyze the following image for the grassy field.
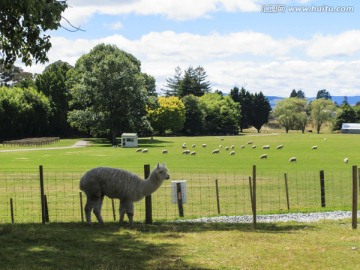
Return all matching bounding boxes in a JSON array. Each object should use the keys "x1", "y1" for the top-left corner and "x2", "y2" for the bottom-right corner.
[
  {"x1": 0, "y1": 133, "x2": 359, "y2": 269},
  {"x1": 0, "y1": 221, "x2": 359, "y2": 269},
  {"x1": 0, "y1": 132, "x2": 358, "y2": 223}
]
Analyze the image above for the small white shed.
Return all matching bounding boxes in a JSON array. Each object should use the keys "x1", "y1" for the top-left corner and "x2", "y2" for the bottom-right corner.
[
  {"x1": 121, "y1": 133, "x2": 138, "y2": 148},
  {"x1": 341, "y1": 123, "x2": 360, "y2": 134}
]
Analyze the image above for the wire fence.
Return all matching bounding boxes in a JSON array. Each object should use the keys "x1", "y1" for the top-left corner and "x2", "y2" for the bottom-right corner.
[{"x1": 0, "y1": 165, "x2": 358, "y2": 225}]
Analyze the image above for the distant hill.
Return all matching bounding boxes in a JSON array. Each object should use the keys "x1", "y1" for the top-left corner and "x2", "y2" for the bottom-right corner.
[{"x1": 266, "y1": 96, "x2": 360, "y2": 107}]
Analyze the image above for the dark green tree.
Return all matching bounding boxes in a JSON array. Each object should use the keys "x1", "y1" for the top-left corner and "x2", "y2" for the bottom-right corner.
[
  {"x1": 163, "y1": 66, "x2": 182, "y2": 96},
  {"x1": 333, "y1": 103, "x2": 358, "y2": 130},
  {"x1": 143, "y1": 73, "x2": 157, "y2": 97},
  {"x1": 0, "y1": 0, "x2": 68, "y2": 66},
  {"x1": 68, "y1": 44, "x2": 147, "y2": 145},
  {"x1": 250, "y1": 92, "x2": 272, "y2": 133},
  {"x1": 181, "y1": 94, "x2": 203, "y2": 135},
  {"x1": 290, "y1": 89, "x2": 306, "y2": 99},
  {"x1": 316, "y1": 89, "x2": 332, "y2": 100},
  {"x1": 230, "y1": 87, "x2": 251, "y2": 132},
  {"x1": 35, "y1": 60, "x2": 73, "y2": 136}
]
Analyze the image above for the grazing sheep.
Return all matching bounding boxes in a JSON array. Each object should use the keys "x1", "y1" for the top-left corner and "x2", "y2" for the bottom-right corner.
[
  {"x1": 311, "y1": 146, "x2": 318, "y2": 150},
  {"x1": 182, "y1": 143, "x2": 186, "y2": 149},
  {"x1": 324, "y1": 138, "x2": 327, "y2": 142},
  {"x1": 260, "y1": 154, "x2": 267, "y2": 159},
  {"x1": 192, "y1": 144, "x2": 196, "y2": 148},
  {"x1": 230, "y1": 151, "x2": 235, "y2": 156},
  {"x1": 212, "y1": 149, "x2": 220, "y2": 154},
  {"x1": 276, "y1": 145, "x2": 283, "y2": 149},
  {"x1": 219, "y1": 145, "x2": 222, "y2": 148},
  {"x1": 182, "y1": 150, "x2": 190, "y2": 154},
  {"x1": 162, "y1": 150, "x2": 168, "y2": 154},
  {"x1": 247, "y1": 141, "x2": 253, "y2": 144},
  {"x1": 225, "y1": 146, "x2": 229, "y2": 151},
  {"x1": 240, "y1": 145, "x2": 245, "y2": 149},
  {"x1": 289, "y1": 157, "x2": 297, "y2": 162},
  {"x1": 220, "y1": 137, "x2": 224, "y2": 141},
  {"x1": 202, "y1": 144, "x2": 207, "y2": 147},
  {"x1": 344, "y1": 157, "x2": 349, "y2": 164},
  {"x1": 80, "y1": 163, "x2": 170, "y2": 225},
  {"x1": 142, "y1": 149, "x2": 148, "y2": 153},
  {"x1": 190, "y1": 151, "x2": 196, "y2": 156},
  {"x1": 252, "y1": 145, "x2": 256, "y2": 149},
  {"x1": 136, "y1": 148, "x2": 142, "y2": 152},
  {"x1": 262, "y1": 145, "x2": 270, "y2": 149}
]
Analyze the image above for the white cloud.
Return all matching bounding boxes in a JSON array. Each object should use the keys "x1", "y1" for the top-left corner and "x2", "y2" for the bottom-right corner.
[{"x1": 307, "y1": 30, "x2": 360, "y2": 58}]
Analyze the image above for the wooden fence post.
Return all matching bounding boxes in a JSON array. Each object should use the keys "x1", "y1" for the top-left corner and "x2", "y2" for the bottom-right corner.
[
  {"x1": 215, "y1": 179, "x2": 221, "y2": 215},
  {"x1": 10, "y1": 198, "x2": 14, "y2": 224},
  {"x1": 111, "y1": 199, "x2": 116, "y2": 221},
  {"x1": 320, "y1": 170, "x2": 326, "y2": 207},
  {"x1": 79, "y1": 192, "x2": 84, "y2": 222},
  {"x1": 352, "y1": 166, "x2": 358, "y2": 229},
  {"x1": 39, "y1": 165, "x2": 46, "y2": 224},
  {"x1": 252, "y1": 165, "x2": 257, "y2": 228},
  {"x1": 176, "y1": 183, "x2": 184, "y2": 217},
  {"x1": 284, "y1": 173, "x2": 290, "y2": 211},
  {"x1": 144, "y1": 164, "x2": 152, "y2": 224}
]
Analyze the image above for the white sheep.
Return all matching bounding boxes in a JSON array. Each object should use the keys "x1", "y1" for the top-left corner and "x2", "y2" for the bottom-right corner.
[
  {"x1": 262, "y1": 145, "x2": 270, "y2": 149},
  {"x1": 230, "y1": 151, "x2": 235, "y2": 156},
  {"x1": 190, "y1": 151, "x2": 196, "y2": 156},
  {"x1": 260, "y1": 154, "x2": 267, "y2": 159},
  {"x1": 311, "y1": 146, "x2": 318, "y2": 150},
  {"x1": 231, "y1": 145, "x2": 235, "y2": 149},
  {"x1": 192, "y1": 144, "x2": 196, "y2": 148},
  {"x1": 276, "y1": 145, "x2": 283, "y2": 149},
  {"x1": 225, "y1": 146, "x2": 229, "y2": 151},
  {"x1": 212, "y1": 149, "x2": 220, "y2": 154},
  {"x1": 202, "y1": 144, "x2": 207, "y2": 147},
  {"x1": 344, "y1": 157, "x2": 349, "y2": 164},
  {"x1": 247, "y1": 141, "x2": 253, "y2": 144},
  {"x1": 182, "y1": 150, "x2": 190, "y2": 154},
  {"x1": 136, "y1": 148, "x2": 142, "y2": 152},
  {"x1": 289, "y1": 157, "x2": 297, "y2": 162},
  {"x1": 142, "y1": 149, "x2": 148, "y2": 153},
  {"x1": 162, "y1": 150, "x2": 168, "y2": 154},
  {"x1": 240, "y1": 145, "x2": 245, "y2": 149},
  {"x1": 252, "y1": 145, "x2": 256, "y2": 149},
  {"x1": 182, "y1": 143, "x2": 186, "y2": 149},
  {"x1": 80, "y1": 163, "x2": 170, "y2": 226}
]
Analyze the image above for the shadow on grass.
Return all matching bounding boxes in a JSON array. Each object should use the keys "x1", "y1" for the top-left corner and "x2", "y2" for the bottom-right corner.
[
  {"x1": 0, "y1": 221, "x2": 316, "y2": 269},
  {"x1": 86, "y1": 137, "x2": 174, "y2": 148}
]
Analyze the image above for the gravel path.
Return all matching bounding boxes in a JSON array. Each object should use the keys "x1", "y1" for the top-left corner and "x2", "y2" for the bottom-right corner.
[
  {"x1": 177, "y1": 210, "x2": 359, "y2": 224},
  {"x1": 0, "y1": 140, "x2": 90, "y2": 152}
]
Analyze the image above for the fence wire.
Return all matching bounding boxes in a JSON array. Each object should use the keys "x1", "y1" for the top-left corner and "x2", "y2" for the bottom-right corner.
[{"x1": 0, "y1": 166, "x2": 356, "y2": 224}]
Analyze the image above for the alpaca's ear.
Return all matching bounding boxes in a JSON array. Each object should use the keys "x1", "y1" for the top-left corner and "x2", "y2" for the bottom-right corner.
[{"x1": 157, "y1": 163, "x2": 160, "y2": 169}]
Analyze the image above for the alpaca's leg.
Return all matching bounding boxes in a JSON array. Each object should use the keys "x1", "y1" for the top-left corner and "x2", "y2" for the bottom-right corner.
[
  {"x1": 93, "y1": 196, "x2": 104, "y2": 224},
  {"x1": 125, "y1": 201, "x2": 135, "y2": 226},
  {"x1": 119, "y1": 200, "x2": 126, "y2": 223},
  {"x1": 84, "y1": 198, "x2": 97, "y2": 223}
]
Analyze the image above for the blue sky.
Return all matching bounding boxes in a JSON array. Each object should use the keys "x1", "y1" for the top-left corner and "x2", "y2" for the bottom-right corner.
[{"x1": 21, "y1": 0, "x2": 360, "y2": 97}]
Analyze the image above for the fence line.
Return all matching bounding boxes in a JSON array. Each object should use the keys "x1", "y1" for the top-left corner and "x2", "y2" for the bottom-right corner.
[{"x1": 0, "y1": 165, "x2": 358, "y2": 227}]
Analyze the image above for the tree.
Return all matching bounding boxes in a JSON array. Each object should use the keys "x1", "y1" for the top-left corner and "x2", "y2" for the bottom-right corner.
[
  {"x1": 0, "y1": 65, "x2": 34, "y2": 86},
  {"x1": 250, "y1": 92, "x2": 272, "y2": 133},
  {"x1": 146, "y1": 96, "x2": 185, "y2": 135},
  {"x1": 309, "y1": 98, "x2": 336, "y2": 133},
  {"x1": 143, "y1": 73, "x2": 157, "y2": 97},
  {"x1": 35, "y1": 60, "x2": 73, "y2": 136},
  {"x1": 0, "y1": 0, "x2": 68, "y2": 66},
  {"x1": 333, "y1": 103, "x2": 358, "y2": 131},
  {"x1": 0, "y1": 86, "x2": 51, "y2": 140},
  {"x1": 316, "y1": 89, "x2": 332, "y2": 100},
  {"x1": 181, "y1": 94, "x2": 203, "y2": 135},
  {"x1": 68, "y1": 44, "x2": 147, "y2": 144},
  {"x1": 199, "y1": 93, "x2": 239, "y2": 135},
  {"x1": 163, "y1": 66, "x2": 182, "y2": 96},
  {"x1": 230, "y1": 87, "x2": 250, "y2": 132},
  {"x1": 273, "y1": 98, "x2": 308, "y2": 133},
  {"x1": 290, "y1": 89, "x2": 306, "y2": 99}
]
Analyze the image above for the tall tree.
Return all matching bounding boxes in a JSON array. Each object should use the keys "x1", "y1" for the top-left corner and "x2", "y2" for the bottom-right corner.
[
  {"x1": 163, "y1": 66, "x2": 182, "y2": 96},
  {"x1": 35, "y1": 60, "x2": 73, "y2": 136},
  {"x1": 142, "y1": 73, "x2": 157, "y2": 97},
  {"x1": 309, "y1": 98, "x2": 336, "y2": 133},
  {"x1": 181, "y1": 94, "x2": 203, "y2": 135},
  {"x1": 0, "y1": 0, "x2": 68, "y2": 66},
  {"x1": 68, "y1": 44, "x2": 147, "y2": 145},
  {"x1": 230, "y1": 87, "x2": 250, "y2": 132},
  {"x1": 333, "y1": 103, "x2": 358, "y2": 131},
  {"x1": 290, "y1": 89, "x2": 306, "y2": 99},
  {"x1": 316, "y1": 89, "x2": 332, "y2": 100},
  {"x1": 250, "y1": 92, "x2": 272, "y2": 133}
]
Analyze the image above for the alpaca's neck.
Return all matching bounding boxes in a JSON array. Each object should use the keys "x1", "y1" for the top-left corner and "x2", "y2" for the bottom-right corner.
[{"x1": 142, "y1": 172, "x2": 163, "y2": 196}]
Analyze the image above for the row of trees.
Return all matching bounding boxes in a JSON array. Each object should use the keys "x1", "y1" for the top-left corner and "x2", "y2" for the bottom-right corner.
[{"x1": 1, "y1": 43, "x2": 359, "y2": 142}]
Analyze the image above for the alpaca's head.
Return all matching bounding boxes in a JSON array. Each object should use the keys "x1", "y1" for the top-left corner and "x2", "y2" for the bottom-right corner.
[{"x1": 153, "y1": 163, "x2": 170, "y2": 181}]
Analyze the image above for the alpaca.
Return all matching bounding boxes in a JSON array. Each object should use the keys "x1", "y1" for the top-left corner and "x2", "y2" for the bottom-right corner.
[{"x1": 80, "y1": 163, "x2": 170, "y2": 226}]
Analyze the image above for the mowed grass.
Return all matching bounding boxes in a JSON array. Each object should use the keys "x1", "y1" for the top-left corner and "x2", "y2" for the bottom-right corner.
[
  {"x1": 0, "y1": 133, "x2": 359, "y2": 173},
  {"x1": 0, "y1": 221, "x2": 359, "y2": 270}
]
